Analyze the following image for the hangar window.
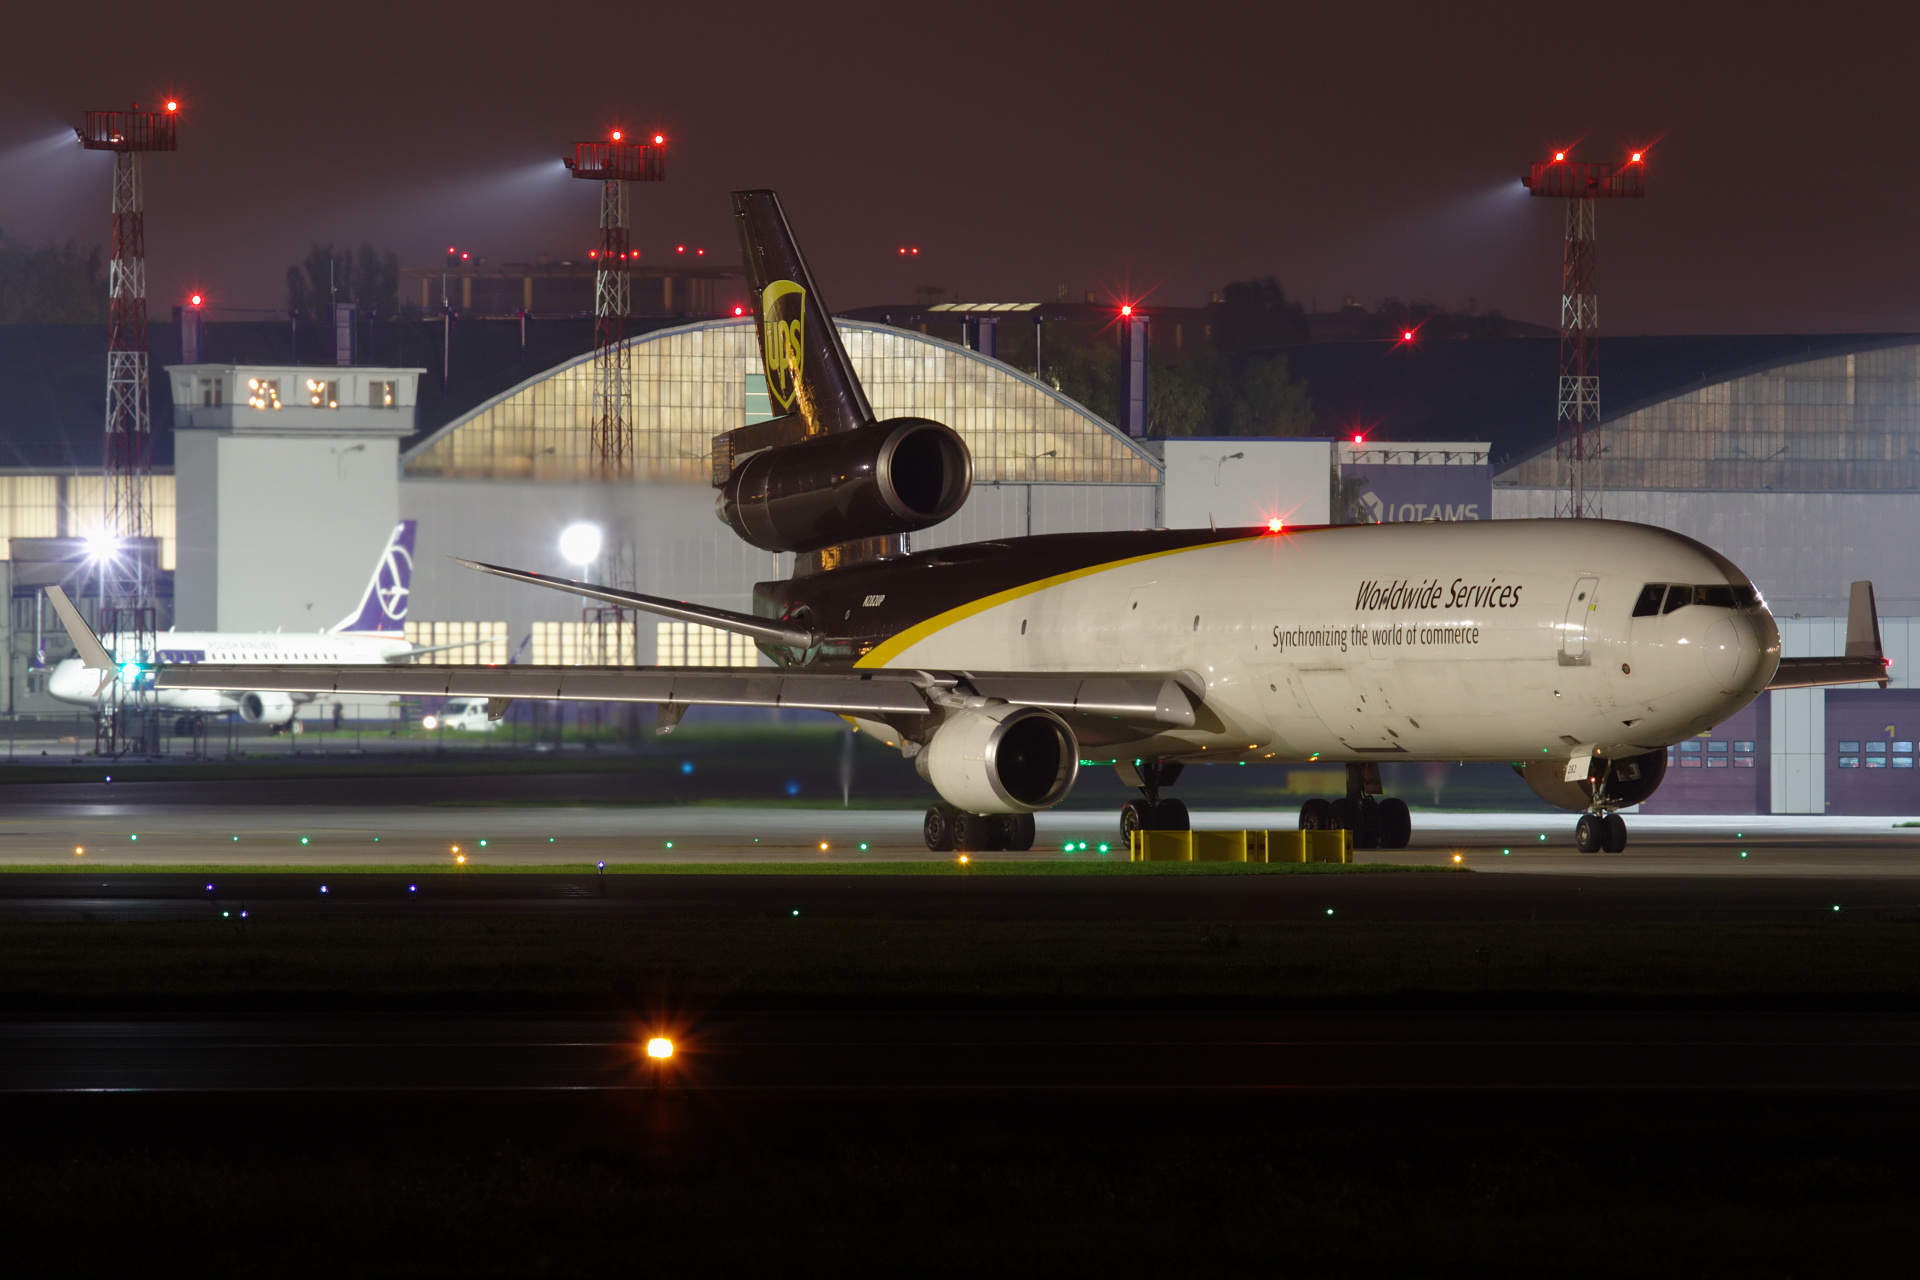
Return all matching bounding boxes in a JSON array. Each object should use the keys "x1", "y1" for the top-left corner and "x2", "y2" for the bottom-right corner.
[
  {"x1": 1894, "y1": 758, "x2": 1914, "y2": 769},
  {"x1": 1706, "y1": 756, "x2": 1727, "y2": 768},
  {"x1": 1679, "y1": 756, "x2": 1701, "y2": 768},
  {"x1": 1733, "y1": 756, "x2": 1755, "y2": 768},
  {"x1": 1866, "y1": 756, "x2": 1886, "y2": 768},
  {"x1": 1896, "y1": 741, "x2": 1913, "y2": 753},
  {"x1": 1838, "y1": 756, "x2": 1860, "y2": 768},
  {"x1": 1866, "y1": 741, "x2": 1887, "y2": 753},
  {"x1": 1707, "y1": 740, "x2": 1728, "y2": 752},
  {"x1": 1632, "y1": 584, "x2": 1665, "y2": 617},
  {"x1": 1680, "y1": 740, "x2": 1703, "y2": 752},
  {"x1": 1839, "y1": 741, "x2": 1861, "y2": 752},
  {"x1": 1734, "y1": 740, "x2": 1757, "y2": 753}
]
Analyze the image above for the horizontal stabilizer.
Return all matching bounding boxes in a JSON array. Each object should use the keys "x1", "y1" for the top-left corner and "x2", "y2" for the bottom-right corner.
[
  {"x1": 1767, "y1": 580, "x2": 1890, "y2": 689},
  {"x1": 453, "y1": 558, "x2": 818, "y2": 651}
]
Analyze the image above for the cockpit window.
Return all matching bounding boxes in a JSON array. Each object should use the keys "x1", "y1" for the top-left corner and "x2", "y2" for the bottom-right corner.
[{"x1": 1647, "y1": 583, "x2": 1760, "y2": 614}]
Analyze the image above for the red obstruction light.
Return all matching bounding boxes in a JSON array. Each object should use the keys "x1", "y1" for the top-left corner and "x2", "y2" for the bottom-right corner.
[
  {"x1": 1120, "y1": 303, "x2": 1133, "y2": 317},
  {"x1": 1401, "y1": 329, "x2": 1414, "y2": 342},
  {"x1": 460, "y1": 252, "x2": 469, "y2": 260},
  {"x1": 165, "y1": 100, "x2": 178, "y2": 113},
  {"x1": 653, "y1": 134, "x2": 664, "y2": 144},
  {"x1": 696, "y1": 248, "x2": 705, "y2": 256},
  {"x1": 611, "y1": 130, "x2": 622, "y2": 141},
  {"x1": 188, "y1": 293, "x2": 202, "y2": 307},
  {"x1": 1553, "y1": 150, "x2": 1566, "y2": 162},
  {"x1": 1352, "y1": 434, "x2": 1365, "y2": 443},
  {"x1": 732, "y1": 305, "x2": 745, "y2": 316},
  {"x1": 1630, "y1": 150, "x2": 1643, "y2": 162},
  {"x1": 1267, "y1": 518, "x2": 1284, "y2": 533},
  {"x1": 675, "y1": 245, "x2": 685, "y2": 254}
]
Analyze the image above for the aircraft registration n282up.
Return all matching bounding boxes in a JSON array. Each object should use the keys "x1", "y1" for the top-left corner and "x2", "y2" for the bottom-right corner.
[{"x1": 93, "y1": 191, "x2": 1888, "y2": 854}]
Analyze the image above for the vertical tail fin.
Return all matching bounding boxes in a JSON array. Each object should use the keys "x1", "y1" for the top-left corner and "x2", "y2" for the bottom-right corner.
[
  {"x1": 331, "y1": 521, "x2": 416, "y2": 634},
  {"x1": 731, "y1": 190, "x2": 874, "y2": 437}
]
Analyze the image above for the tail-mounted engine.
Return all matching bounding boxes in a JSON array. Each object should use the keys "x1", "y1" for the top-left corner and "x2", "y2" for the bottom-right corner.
[
  {"x1": 915, "y1": 704, "x2": 1080, "y2": 815},
  {"x1": 1514, "y1": 748, "x2": 1668, "y2": 813},
  {"x1": 717, "y1": 416, "x2": 971, "y2": 555}
]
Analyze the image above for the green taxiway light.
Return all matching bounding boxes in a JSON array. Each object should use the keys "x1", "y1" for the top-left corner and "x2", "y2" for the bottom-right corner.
[
  {"x1": 129, "y1": 834, "x2": 137, "y2": 841},
  {"x1": 300, "y1": 837, "x2": 309, "y2": 845},
  {"x1": 665, "y1": 841, "x2": 674, "y2": 849},
  {"x1": 1099, "y1": 843, "x2": 1109, "y2": 853},
  {"x1": 1740, "y1": 851, "x2": 1748, "y2": 858},
  {"x1": 1503, "y1": 848, "x2": 1510, "y2": 855},
  {"x1": 479, "y1": 840, "x2": 487, "y2": 847},
  {"x1": 859, "y1": 842, "x2": 869, "y2": 851}
]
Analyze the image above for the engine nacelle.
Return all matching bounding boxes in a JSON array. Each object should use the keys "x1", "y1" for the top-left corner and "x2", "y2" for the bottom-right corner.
[
  {"x1": 1514, "y1": 748, "x2": 1668, "y2": 812},
  {"x1": 915, "y1": 704, "x2": 1079, "y2": 815},
  {"x1": 718, "y1": 417, "x2": 971, "y2": 554},
  {"x1": 239, "y1": 691, "x2": 296, "y2": 725}
]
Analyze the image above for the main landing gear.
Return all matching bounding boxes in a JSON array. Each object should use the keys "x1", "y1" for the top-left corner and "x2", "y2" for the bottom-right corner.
[
  {"x1": 923, "y1": 805, "x2": 1036, "y2": 853},
  {"x1": 1574, "y1": 810, "x2": 1629, "y2": 854},
  {"x1": 1116, "y1": 761, "x2": 1190, "y2": 841},
  {"x1": 1298, "y1": 763, "x2": 1412, "y2": 851}
]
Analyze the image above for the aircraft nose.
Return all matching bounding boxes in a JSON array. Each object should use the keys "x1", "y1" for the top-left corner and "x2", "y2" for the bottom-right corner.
[{"x1": 1704, "y1": 613, "x2": 1760, "y2": 691}]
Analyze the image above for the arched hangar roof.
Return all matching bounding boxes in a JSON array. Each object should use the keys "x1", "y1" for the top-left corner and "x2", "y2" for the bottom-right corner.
[{"x1": 402, "y1": 317, "x2": 1159, "y2": 486}]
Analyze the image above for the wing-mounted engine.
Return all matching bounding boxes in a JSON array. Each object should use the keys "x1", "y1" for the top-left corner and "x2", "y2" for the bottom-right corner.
[
  {"x1": 1514, "y1": 748, "x2": 1668, "y2": 813},
  {"x1": 915, "y1": 704, "x2": 1080, "y2": 815},
  {"x1": 239, "y1": 691, "x2": 297, "y2": 726},
  {"x1": 716, "y1": 415, "x2": 971, "y2": 554}
]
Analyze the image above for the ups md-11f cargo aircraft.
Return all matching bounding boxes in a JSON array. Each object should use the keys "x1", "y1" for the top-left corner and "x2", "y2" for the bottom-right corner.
[{"x1": 57, "y1": 193, "x2": 1889, "y2": 853}]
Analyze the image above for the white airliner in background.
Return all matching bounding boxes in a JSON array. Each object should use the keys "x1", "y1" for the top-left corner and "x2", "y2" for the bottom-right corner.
[{"x1": 48, "y1": 521, "x2": 422, "y2": 731}]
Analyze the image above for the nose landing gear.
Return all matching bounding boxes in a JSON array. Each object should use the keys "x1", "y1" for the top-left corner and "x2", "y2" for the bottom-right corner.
[{"x1": 1575, "y1": 810, "x2": 1629, "y2": 853}]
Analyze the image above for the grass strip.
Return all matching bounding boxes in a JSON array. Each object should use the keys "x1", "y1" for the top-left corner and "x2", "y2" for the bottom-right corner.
[{"x1": 0, "y1": 859, "x2": 1443, "y2": 876}]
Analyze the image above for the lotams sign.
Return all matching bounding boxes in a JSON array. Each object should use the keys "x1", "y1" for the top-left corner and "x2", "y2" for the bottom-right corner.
[{"x1": 1344, "y1": 462, "x2": 1492, "y2": 523}]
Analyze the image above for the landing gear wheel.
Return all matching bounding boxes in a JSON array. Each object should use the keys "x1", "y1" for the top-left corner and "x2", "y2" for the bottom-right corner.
[
  {"x1": 1119, "y1": 800, "x2": 1156, "y2": 842},
  {"x1": 1378, "y1": 797, "x2": 1412, "y2": 850},
  {"x1": 1299, "y1": 798, "x2": 1334, "y2": 831},
  {"x1": 1155, "y1": 798, "x2": 1191, "y2": 831},
  {"x1": 952, "y1": 812, "x2": 991, "y2": 853},
  {"x1": 989, "y1": 813, "x2": 1036, "y2": 852},
  {"x1": 1575, "y1": 812, "x2": 1603, "y2": 853},
  {"x1": 923, "y1": 806, "x2": 956, "y2": 852},
  {"x1": 1332, "y1": 798, "x2": 1381, "y2": 849},
  {"x1": 1602, "y1": 812, "x2": 1628, "y2": 853}
]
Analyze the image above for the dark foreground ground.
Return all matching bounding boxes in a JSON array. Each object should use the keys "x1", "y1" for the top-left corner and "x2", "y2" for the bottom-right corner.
[{"x1": 4, "y1": 867, "x2": 1917, "y2": 1275}]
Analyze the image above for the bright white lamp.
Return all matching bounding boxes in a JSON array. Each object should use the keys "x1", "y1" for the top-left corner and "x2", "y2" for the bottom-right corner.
[{"x1": 558, "y1": 521, "x2": 603, "y2": 567}]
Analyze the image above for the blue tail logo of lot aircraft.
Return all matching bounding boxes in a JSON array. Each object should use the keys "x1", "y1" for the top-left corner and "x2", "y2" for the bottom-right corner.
[{"x1": 332, "y1": 521, "x2": 416, "y2": 634}]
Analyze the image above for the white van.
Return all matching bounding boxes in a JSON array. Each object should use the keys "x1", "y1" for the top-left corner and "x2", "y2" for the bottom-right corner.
[{"x1": 423, "y1": 698, "x2": 499, "y2": 732}]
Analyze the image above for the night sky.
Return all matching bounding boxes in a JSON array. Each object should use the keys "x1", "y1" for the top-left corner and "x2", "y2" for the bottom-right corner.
[{"x1": 2, "y1": 0, "x2": 1913, "y2": 334}]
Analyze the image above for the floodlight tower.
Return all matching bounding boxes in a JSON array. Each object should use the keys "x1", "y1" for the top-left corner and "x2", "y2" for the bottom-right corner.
[
  {"x1": 1522, "y1": 150, "x2": 1647, "y2": 518},
  {"x1": 77, "y1": 101, "x2": 178, "y2": 755},
  {"x1": 563, "y1": 131, "x2": 665, "y2": 479}
]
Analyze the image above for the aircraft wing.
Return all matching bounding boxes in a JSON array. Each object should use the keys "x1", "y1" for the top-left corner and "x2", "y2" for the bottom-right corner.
[{"x1": 152, "y1": 663, "x2": 1198, "y2": 743}]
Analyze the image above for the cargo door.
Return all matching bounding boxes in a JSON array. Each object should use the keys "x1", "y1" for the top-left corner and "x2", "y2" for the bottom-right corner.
[{"x1": 1560, "y1": 576, "x2": 1599, "y2": 667}]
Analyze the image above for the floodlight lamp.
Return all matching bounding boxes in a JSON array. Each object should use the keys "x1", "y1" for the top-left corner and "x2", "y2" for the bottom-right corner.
[
  {"x1": 82, "y1": 528, "x2": 121, "y2": 561},
  {"x1": 559, "y1": 521, "x2": 603, "y2": 566}
]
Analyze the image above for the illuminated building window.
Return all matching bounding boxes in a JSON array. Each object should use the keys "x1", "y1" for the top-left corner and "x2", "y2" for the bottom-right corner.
[
  {"x1": 246, "y1": 378, "x2": 282, "y2": 410},
  {"x1": 402, "y1": 620, "x2": 508, "y2": 665},
  {"x1": 306, "y1": 378, "x2": 340, "y2": 409},
  {"x1": 530, "y1": 620, "x2": 636, "y2": 666},
  {"x1": 371, "y1": 380, "x2": 396, "y2": 408},
  {"x1": 656, "y1": 622, "x2": 757, "y2": 667}
]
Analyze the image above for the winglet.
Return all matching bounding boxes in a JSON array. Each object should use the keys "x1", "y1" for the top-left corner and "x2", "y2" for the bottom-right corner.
[
  {"x1": 44, "y1": 586, "x2": 115, "y2": 671},
  {"x1": 1845, "y1": 581, "x2": 1883, "y2": 661}
]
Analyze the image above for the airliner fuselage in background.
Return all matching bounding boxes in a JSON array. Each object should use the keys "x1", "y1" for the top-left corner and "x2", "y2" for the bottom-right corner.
[
  {"x1": 47, "y1": 521, "x2": 420, "y2": 729},
  {"x1": 126, "y1": 189, "x2": 1886, "y2": 854}
]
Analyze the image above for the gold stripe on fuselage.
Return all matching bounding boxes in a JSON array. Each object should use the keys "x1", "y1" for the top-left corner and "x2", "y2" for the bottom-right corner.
[{"x1": 853, "y1": 533, "x2": 1266, "y2": 668}]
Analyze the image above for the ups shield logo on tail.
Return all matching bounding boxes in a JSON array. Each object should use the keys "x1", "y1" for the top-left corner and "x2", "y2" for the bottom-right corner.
[{"x1": 760, "y1": 280, "x2": 806, "y2": 411}]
